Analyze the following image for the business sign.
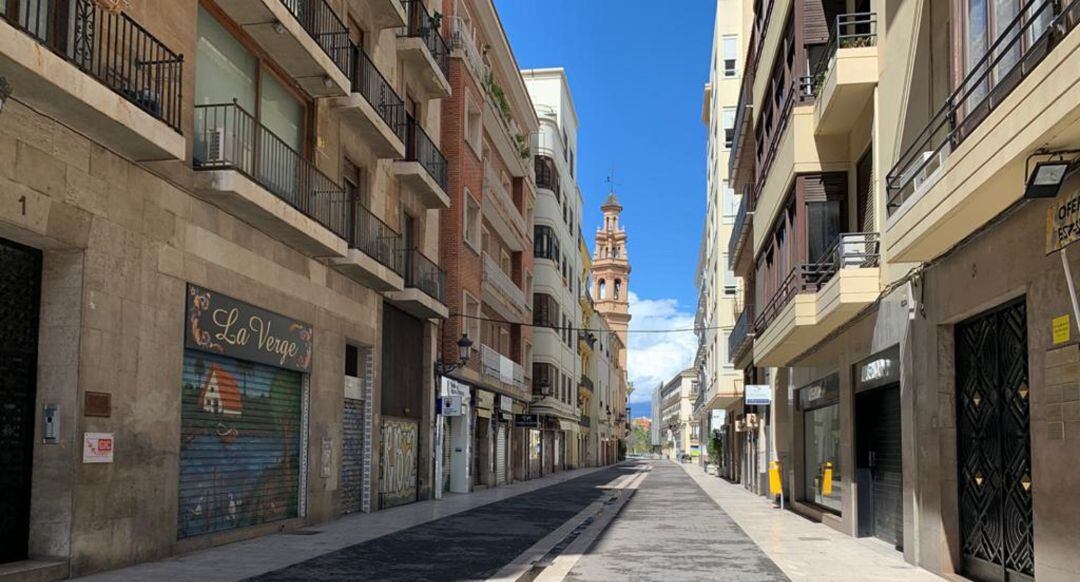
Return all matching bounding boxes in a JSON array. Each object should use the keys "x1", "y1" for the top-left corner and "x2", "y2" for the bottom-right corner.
[
  {"x1": 514, "y1": 414, "x2": 540, "y2": 428},
  {"x1": 744, "y1": 384, "x2": 772, "y2": 406},
  {"x1": 185, "y1": 284, "x2": 313, "y2": 372},
  {"x1": 711, "y1": 409, "x2": 727, "y2": 429},
  {"x1": 1047, "y1": 188, "x2": 1080, "y2": 254},
  {"x1": 439, "y1": 395, "x2": 463, "y2": 416},
  {"x1": 83, "y1": 432, "x2": 114, "y2": 463}
]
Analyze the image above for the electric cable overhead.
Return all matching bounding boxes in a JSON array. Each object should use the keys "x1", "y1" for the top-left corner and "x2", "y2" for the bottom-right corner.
[{"x1": 449, "y1": 312, "x2": 719, "y2": 334}]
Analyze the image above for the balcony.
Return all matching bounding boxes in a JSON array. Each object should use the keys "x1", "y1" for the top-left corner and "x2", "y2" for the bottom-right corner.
[
  {"x1": 754, "y1": 233, "x2": 881, "y2": 366},
  {"x1": 727, "y1": 191, "x2": 753, "y2": 275},
  {"x1": 884, "y1": 0, "x2": 1080, "y2": 262},
  {"x1": 387, "y1": 248, "x2": 448, "y2": 319},
  {"x1": 193, "y1": 103, "x2": 348, "y2": 257},
  {"x1": 396, "y1": 0, "x2": 451, "y2": 99},
  {"x1": 728, "y1": 70, "x2": 756, "y2": 189},
  {"x1": 483, "y1": 253, "x2": 527, "y2": 316},
  {"x1": 483, "y1": 163, "x2": 528, "y2": 250},
  {"x1": 813, "y1": 13, "x2": 879, "y2": 136},
  {"x1": 534, "y1": 155, "x2": 561, "y2": 197},
  {"x1": 394, "y1": 114, "x2": 450, "y2": 209},
  {"x1": 579, "y1": 414, "x2": 591, "y2": 428},
  {"x1": 449, "y1": 15, "x2": 489, "y2": 83},
  {"x1": 331, "y1": 47, "x2": 406, "y2": 158},
  {"x1": 330, "y1": 204, "x2": 404, "y2": 292},
  {"x1": 580, "y1": 374, "x2": 594, "y2": 393},
  {"x1": 215, "y1": 0, "x2": 350, "y2": 97},
  {"x1": 347, "y1": 0, "x2": 405, "y2": 30},
  {"x1": 483, "y1": 77, "x2": 531, "y2": 178},
  {"x1": 0, "y1": 0, "x2": 184, "y2": 160},
  {"x1": 728, "y1": 308, "x2": 755, "y2": 369},
  {"x1": 480, "y1": 344, "x2": 526, "y2": 393}
]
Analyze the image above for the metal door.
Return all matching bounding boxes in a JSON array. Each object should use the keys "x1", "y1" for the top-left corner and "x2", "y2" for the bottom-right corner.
[
  {"x1": 856, "y1": 384, "x2": 903, "y2": 549},
  {"x1": 0, "y1": 239, "x2": 41, "y2": 563},
  {"x1": 495, "y1": 424, "x2": 506, "y2": 485},
  {"x1": 178, "y1": 351, "x2": 303, "y2": 538},
  {"x1": 379, "y1": 417, "x2": 419, "y2": 508},
  {"x1": 956, "y1": 299, "x2": 1033, "y2": 581},
  {"x1": 340, "y1": 398, "x2": 364, "y2": 514}
]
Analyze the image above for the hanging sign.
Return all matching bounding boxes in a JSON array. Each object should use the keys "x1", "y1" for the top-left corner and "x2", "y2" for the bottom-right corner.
[
  {"x1": 515, "y1": 414, "x2": 540, "y2": 428},
  {"x1": 745, "y1": 384, "x2": 772, "y2": 406},
  {"x1": 711, "y1": 409, "x2": 726, "y2": 429},
  {"x1": 1047, "y1": 189, "x2": 1080, "y2": 254},
  {"x1": 185, "y1": 284, "x2": 313, "y2": 372}
]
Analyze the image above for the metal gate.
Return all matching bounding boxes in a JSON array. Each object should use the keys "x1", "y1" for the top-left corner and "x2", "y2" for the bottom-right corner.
[
  {"x1": 0, "y1": 239, "x2": 41, "y2": 563},
  {"x1": 496, "y1": 424, "x2": 506, "y2": 485},
  {"x1": 956, "y1": 299, "x2": 1033, "y2": 581},
  {"x1": 179, "y1": 350, "x2": 303, "y2": 538},
  {"x1": 856, "y1": 385, "x2": 903, "y2": 549},
  {"x1": 340, "y1": 398, "x2": 364, "y2": 514},
  {"x1": 379, "y1": 417, "x2": 418, "y2": 508}
]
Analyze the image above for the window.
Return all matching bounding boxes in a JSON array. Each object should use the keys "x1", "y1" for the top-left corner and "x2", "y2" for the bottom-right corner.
[
  {"x1": 343, "y1": 158, "x2": 369, "y2": 208},
  {"x1": 722, "y1": 180, "x2": 738, "y2": 224},
  {"x1": 722, "y1": 107, "x2": 736, "y2": 149},
  {"x1": 534, "y1": 225, "x2": 560, "y2": 261},
  {"x1": 463, "y1": 293, "x2": 481, "y2": 347},
  {"x1": 722, "y1": 35, "x2": 738, "y2": 77},
  {"x1": 464, "y1": 91, "x2": 483, "y2": 155},
  {"x1": 464, "y1": 189, "x2": 481, "y2": 252},
  {"x1": 800, "y1": 375, "x2": 841, "y2": 514},
  {"x1": 723, "y1": 261, "x2": 737, "y2": 294}
]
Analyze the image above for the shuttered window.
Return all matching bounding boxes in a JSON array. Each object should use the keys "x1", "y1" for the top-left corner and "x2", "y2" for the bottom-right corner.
[{"x1": 179, "y1": 350, "x2": 302, "y2": 539}]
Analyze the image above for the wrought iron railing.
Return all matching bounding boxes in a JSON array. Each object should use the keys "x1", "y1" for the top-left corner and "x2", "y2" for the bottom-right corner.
[
  {"x1": 1, "y1": 0, "x2": 184, "y2": 132},
  {"x1": 401, "y1": 247, "x2": 445, "y2": 302},
  {"x1": 754, "y1": 233, "x2": 880, "y2": 335},
  {"x1": 403, "y1": 113, "x2": 448, "y2": 192},
  {"x1": 194, "y1": 102, "x2": 348, "y2": 239},
  {"x1": 886, "y1": 0, "x2": 1076, "y2": 214},
  {"x1": 729, "y1": 308, "x2": 755, "y2": 365},
  {"x1": 727, "y1": 193, "x2": 752, "y2": 268},
  {"x1": 350, "y1": 203, "x2": 402, "y2": 274},
  {"x1": 399, "y1": 0, "x2": 450, "y2": 80},
  {"x1": 352, "y1": 45, "x2": 406, "y2": 142},
  {"x1": 807, "y1": 13, "x2": 878, "y2": 98},
  {"x1": 534, "y1": 155, "x2": 560, "y2": 197},
  {"x1": 279, "y1": 0, "x2": 350, "y2": 76},
  {"x1": 755, "y1": 80, "x2": 797, "y2": 190}
]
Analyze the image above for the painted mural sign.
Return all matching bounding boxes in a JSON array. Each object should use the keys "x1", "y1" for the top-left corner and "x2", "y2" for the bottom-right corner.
[
  {"x1": 178, "y1": 351, "x2": 301, "y2": 539},
  {"x1": 379, "y1": 417, "x2": 418, "y2": 509},
  {"x1": 185, "y1": 284, "x2": 313, "y2": 372}
]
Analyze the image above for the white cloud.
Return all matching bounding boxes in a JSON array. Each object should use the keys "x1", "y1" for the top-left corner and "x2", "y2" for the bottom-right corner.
[{"x1": 625, "y1": 291, "x2": 697, "y2": 405}]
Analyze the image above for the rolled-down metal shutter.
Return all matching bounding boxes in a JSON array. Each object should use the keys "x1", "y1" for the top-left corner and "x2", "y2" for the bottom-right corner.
[
  {"x1": 178, "y1": 350, "x2": 302, "y2": 539},
  {"x1": 340, "y1": 398, "x2": 364, "y2": 514},
  {"x1": 496, "y1": 425, "x2": 506, "y2": 485}
]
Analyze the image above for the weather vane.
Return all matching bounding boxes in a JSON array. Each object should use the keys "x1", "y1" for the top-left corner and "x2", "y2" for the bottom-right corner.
[{"x1": 605, "y1": 166, "x2": 621, "y2": 194}]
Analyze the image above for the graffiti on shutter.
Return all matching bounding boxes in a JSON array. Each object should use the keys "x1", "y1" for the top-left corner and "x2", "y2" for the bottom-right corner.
[
  {"x1": 178, "y1": 351, "x2": 302, "y2": 538},
  {"x1": 340, "y1": 398, "x2": 364, "y2": 514},
  {"x1": 379, "y1": 417, "x2": 418, "y2": 508}
]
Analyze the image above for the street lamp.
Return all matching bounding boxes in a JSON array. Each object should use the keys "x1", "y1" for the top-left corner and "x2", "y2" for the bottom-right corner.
[
  {"x1": 1024, "y1": 150, "x2": 1079, "y2": 199},
  {"x1": 435, "y1": 333, "x2": 473, "y2": 375}
]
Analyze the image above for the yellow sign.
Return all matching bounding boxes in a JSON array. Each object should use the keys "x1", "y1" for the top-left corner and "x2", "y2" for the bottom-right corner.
[
  {"x1": 769, "y1": 461, "x2": 782, "y2": 496},
  {"x1": 1053, "y1": 315, "x2": 1071, "y2": 344},
  {"x1": 1047, "y1": 190, "x2": 1080, "y2": 254}
]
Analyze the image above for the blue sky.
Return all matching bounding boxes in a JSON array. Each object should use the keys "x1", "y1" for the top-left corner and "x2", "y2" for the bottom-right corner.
[{"x1": 497, "y1": 0, "x2": 717, "y2": 415}]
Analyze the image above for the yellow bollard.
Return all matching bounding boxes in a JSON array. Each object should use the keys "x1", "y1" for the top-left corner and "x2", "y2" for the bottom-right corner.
[
  {"x1": 769, "y1": 460, "x2": 782, "y2": 496},
  {"x1": 822, "y1": 461, "x2": 834, "y2": 496}
]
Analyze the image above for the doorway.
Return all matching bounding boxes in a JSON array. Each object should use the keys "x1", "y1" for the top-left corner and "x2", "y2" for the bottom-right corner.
[
  {"x1": 0, "y1": 238, "x2": 42, "y2": 563},
  {"x1": 855, "y1": 384, "x2": 903, "y2": 548},
  {"x1": 955, "y1": 298, "x2": 1033, "y2": 581}
]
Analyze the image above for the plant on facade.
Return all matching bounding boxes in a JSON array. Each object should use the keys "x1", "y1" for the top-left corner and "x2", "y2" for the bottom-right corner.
[
  {"x1": 485, "y1": 73, "x2": 512, "y2": 121},
  {"x1": 514, "y1": 132, "x2": 531, "y2": 160},
  {"x1": 430, "y1": 11, "x2": 443, "y2": 31},
  {"x1": 839, "y1": 35, "x2": 875, "y2": 49},
  {"x1": 707, "y1": 429, "x2": 723, "y2": 466}
]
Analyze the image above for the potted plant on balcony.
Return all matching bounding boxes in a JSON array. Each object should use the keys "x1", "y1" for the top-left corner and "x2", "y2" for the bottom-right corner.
[{"x1": 95, "y1": 0, "x2": 129, "y2": 13}]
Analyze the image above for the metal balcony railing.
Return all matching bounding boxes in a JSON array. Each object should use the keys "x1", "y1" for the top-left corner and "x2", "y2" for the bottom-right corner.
[
  {"x1": 481, "y1": 344, "x2": 525, "y2": 390},
  {"x1": 194, "y1": 102, "x2": 348, "y2": 239},
  {"x1": 350, "y1": 203, "x2": 402, "y2": 274},
  {"x1": 1, "y1": 0, "x2": 184, "y2": 132},
  {"x1": 886, "y1": 0, "x2": 1076, "y2": 214},
  {"x1": 449, "y1": 15, "x2": 489, "y2": 81},
  {"x1": 755, "y1": 233, "x2": 880, "y2": 335},
  {"x1": 279, "y1": 0, "x2": 350, "y2": 76},
  {"x1": 483, "y1": 253, "x2": 526, "y2": 309},
  {"x1": 403, "y1": 113, "x2": 448, "y2": 192},
  {"x1": 807, "y1": 13, "x2": 879, "y2": 98},
  {"x1": 727, "y1": 193, "x2": 752, "y2": 269},
  {"x1": 728, "y1": 308, "x2": 755, "y2": 365},
  {"x1": 579, "y1": 414, "x2": 591, "y2": 428},
  {"x1": 351, "y1": 45, "x2": 407, "y2": 142},
  {"x1": 398, "y1": 0, "x2": 450, "y2": 80},
  {"x1": 580, "y1": 375, "x2": 594, "y2": 392},
  {"x1": 401, "y1": 248, "x2": 445, "y2": 302}
]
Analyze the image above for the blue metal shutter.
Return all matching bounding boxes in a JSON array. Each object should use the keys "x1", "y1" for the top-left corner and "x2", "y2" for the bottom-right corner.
[{"x1": 178, "y1": 350, "x2": 302, "y2": 538}]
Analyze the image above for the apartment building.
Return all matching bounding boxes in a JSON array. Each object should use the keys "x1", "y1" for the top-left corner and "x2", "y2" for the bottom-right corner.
[
  {"x1": 0, "y1": 0, "x2": 453, "y2": 576},
  {"x1": 722, "y1": 0, "x2": 1080, "y2": 579},
  {"x1": 694, "y1": 0, "x2": 750, "y2": 477},
  {"x1": 522, "y1": 68, "x2": 583, "y2": 472},
  {"x1": 659, "y1": 369, "x2": 699, "y2": 460},
  {"x1": 436, "y1": 0, "x2": 537, "y2": 493}
]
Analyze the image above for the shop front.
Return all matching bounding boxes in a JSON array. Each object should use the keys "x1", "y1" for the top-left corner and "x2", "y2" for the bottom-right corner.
[
  {"x1": 179, "y1": 285, "x2": 311, "y2": 539},
  {"x1": 473, "y1": 389, "x2": 495, "y2": 488},
  {"x1": 439, "y1": 377, "x2": 472, "y2": 495},
  {"x1": 798, "y1": 374, "x2": 841, "y2": 515},
  {"x1": 854, "y1": 347, "x2": 903, "y2": 549},
  {"x1": 494, "y1": 395, "x2": 514, "y2": 486}
]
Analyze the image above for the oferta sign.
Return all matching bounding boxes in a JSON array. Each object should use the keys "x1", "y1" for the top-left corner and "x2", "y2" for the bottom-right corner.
[{"x1": 1046, "y1": 189, "x2": 1080, "y2": 254}]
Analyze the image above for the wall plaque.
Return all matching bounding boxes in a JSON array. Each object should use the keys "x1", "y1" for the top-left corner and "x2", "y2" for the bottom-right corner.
[{"x1": 185, "y1": 284, "x2": 313, "y2": 372}]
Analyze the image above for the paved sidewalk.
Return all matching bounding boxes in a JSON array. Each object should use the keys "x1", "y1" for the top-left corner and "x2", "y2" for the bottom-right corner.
[
  {"x1": 679, "y1": 462, "x2": 943, "y2": 582},
  {"x1": 77, "y1": 465, "x2": 611, "y2": 582}
]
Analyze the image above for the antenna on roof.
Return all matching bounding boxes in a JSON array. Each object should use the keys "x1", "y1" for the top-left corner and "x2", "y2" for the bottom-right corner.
[{"x1": 605, "y1": 166, "x2": 621, "y2": 195}]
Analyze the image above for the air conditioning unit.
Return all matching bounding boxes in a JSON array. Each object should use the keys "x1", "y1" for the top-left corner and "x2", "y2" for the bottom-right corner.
[
  {"x1": 202, "y1": 127, "x2": 251, "y2": 168},
  {"x1": 910, "y1": 146, "x2": 951, "y2": 190}
]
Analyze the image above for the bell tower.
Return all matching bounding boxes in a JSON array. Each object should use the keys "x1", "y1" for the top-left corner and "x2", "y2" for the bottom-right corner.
[{"x1": 591, "y1": 192, "x2": 631, "y2": 365}]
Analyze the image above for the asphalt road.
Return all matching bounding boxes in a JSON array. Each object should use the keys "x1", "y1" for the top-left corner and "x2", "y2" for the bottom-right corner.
[{"x1": 246, "y1": 460, "x2": 786, "y2": 582}]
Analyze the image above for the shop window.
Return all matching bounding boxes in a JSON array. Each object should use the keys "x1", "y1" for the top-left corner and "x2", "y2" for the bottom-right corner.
[{"x1": 799, "y1": 375, "x2": 841, "y2": 514}]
